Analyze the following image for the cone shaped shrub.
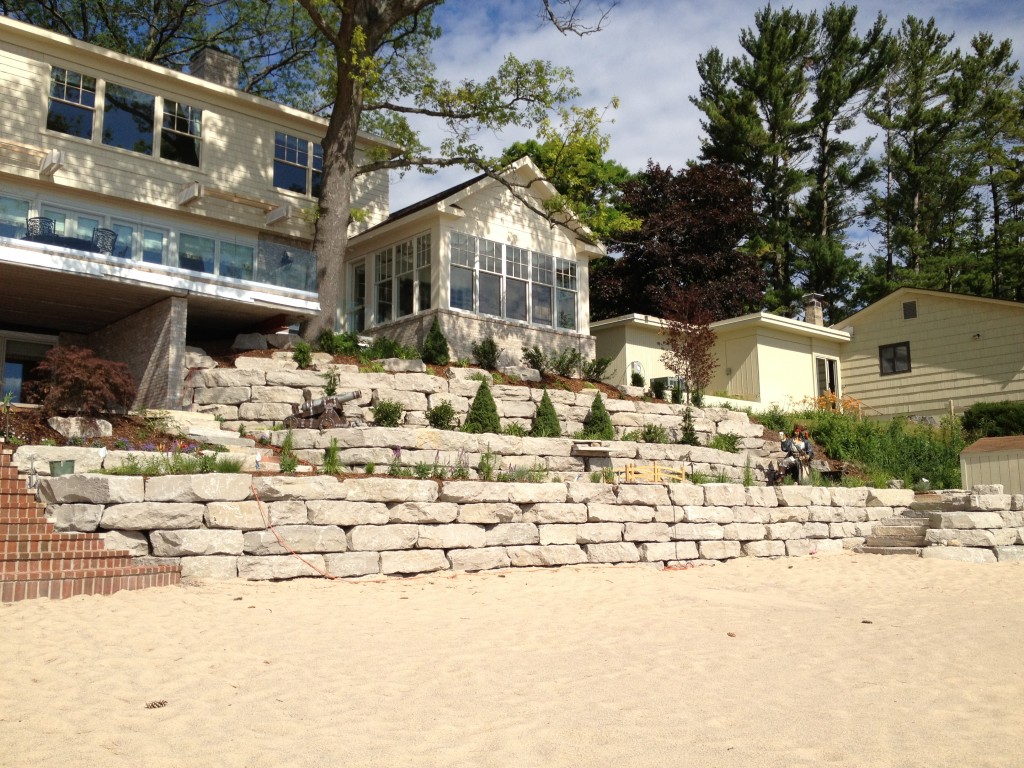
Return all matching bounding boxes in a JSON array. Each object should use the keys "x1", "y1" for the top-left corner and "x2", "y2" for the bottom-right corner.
[
  {"x1": 531, "y1": 389, "x2": 561, "y2": 437},
  {"x1": 421, "y1": 317, "x2": 450, "y2": 365},
  {"x1": 463, "y1": 379, "x2": 501, "y2": 434},
  {"x1": 582, "y1": 392, "x2": 614, "y2": 440}
]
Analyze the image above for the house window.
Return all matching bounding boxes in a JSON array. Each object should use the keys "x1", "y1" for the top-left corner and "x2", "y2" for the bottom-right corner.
[
  {"x1": 902, "y1": 301, "x2": 917, "y2": 320},
  {"x1": 111, "y1": 222, "x2": 135, "y2": 259},
  {"x1": 478, "y1": 239, "x2": 503, "y2": 317},
  {"x1": 556, "y1": 258, "x2": 577, "y2": 330},
  {"x1": 531, "y1": 252, "x2": 553, "y2": 326},
  {"x1": 0, "y1": 196, "x2": 30, "y2": 239},
  {"x1": 47, "y1": 67, "x2": 96, "y2": 139},
  {"x1": 41, "y1": 206, "x2": 100, "y2": 242},
  {"x1": 416, "y1": 235, "x2": 431, "y2": 312},
  {"x1": 816, "y1": 356, "x2": 839, "y2": 395},
  {"x1": 273, "y1": 133, "x2": 322, "y2": 196},
  {"x1": 348, "y1": 261, "x2": 367, "y2": 332},
  {"x1": 142, "y1": 229, "x2": 167, "y2": 264},
  {"x1": 505, "y1": 246, "x2": 528, "y2": 322},
  {"x1": 220, "y1": 242, "x2": 255, "y2": 281},
  {"x1": 370, "y1": 233, "x2": 432, "y2": 325},
  {"x1": 0, "y1": 336, "x2": 55, "y2": 404},
  {"x1": 102, "y1": 83, "x2": 155, "y2": 155},
  {"x1": 879, "y1": 342, "x2": 911, "y2": 376},
  {"x1": 161, "y1": 100, "x2": 202, "y2": 166},
  {"x1": 178, "y1": 233, "x2": 215, "y2": 273},
  {"x1": 450, "y1": 232, "x2": 475, "y2": 311},
  {"x1": 375, "y1": 248, "x2": 393, "y2": 323}
]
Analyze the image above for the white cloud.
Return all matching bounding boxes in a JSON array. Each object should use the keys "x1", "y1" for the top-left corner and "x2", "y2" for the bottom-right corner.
[{"x1": 389, "y1": 0, "x2": 1024, "y2": 209}]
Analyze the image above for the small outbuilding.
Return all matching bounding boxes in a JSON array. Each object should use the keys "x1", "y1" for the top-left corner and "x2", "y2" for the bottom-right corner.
[{"x1": 960, "y1": 437, "x2": 1024, "y2": 495}]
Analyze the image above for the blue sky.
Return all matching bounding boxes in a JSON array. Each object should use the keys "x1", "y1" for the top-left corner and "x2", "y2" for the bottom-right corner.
[{"x1": 389, "y1": 0, "x2": 1024, "y2": 219}]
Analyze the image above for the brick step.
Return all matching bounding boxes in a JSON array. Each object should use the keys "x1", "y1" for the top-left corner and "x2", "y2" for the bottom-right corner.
[
  {"x1": 0, "y1": 466, "x2": 22, "y2": 478},
  {"x1": 1, "y1": 564, "x2": 181, "y2": 602},
  {"x1": 0, "y1": 509, "x2": 49, "y2": 523},
  {"x1": 0, "y1": 480, "x2": 35, "y2": 493},
  {"x1": 0, "y1": 533, "x2": 106, "y2": 555},
  {"x1": 855, "y1": 546, "x2": 923, "y2": 557},
  {"x1": 1, "y1": 548, "x2": 135, "y2": 575},
  {"x1": 0, "y1": 519, "x2": 52, "y2": 535},
  {"x1": 0, "y1": 493, "x2": 45, "y2": 512},
  {"x1": 863, "y1": 535, "x2": 927, "y2": 548}
]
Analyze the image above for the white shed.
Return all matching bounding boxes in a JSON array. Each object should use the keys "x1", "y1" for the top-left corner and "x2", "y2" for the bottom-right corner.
[{"x1": 960, "y1": 437, "x2": 1024, "y2": 495}]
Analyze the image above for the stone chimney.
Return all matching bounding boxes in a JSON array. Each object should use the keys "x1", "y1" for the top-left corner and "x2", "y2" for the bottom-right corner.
[
  {"x1": 802, "y1": 293, "x2": 825, "y2": 326},
  {"x1": 189, "y1": 48, "x2": 240, "y2": 89}
]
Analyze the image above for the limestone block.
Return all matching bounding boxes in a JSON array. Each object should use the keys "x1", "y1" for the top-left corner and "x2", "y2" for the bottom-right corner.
[
  {"x1": 622, "y1": 522, "x2": 671, "y2": 542},
  {"x1": 522, "y1": 503, "x2": 588, "y2": 524},
  {"x1": 13, "y1": 446, "x2": 101, "y2": 475},
  {"x1": 723, "y1": 523, "x2": 767, "y2": 541},
  {"x1": 804, "y1": 522, "x2": 830, "y2": 539},
  {"x1": 615, "y1": 485, "x2": 670, "y2": 506},
  {"x1": 929, "y1": 511, "x2": 1004, "y2": 529},
  {"x1": 335, "y1": 448, "x2": 394, "y2": 466},
  {"x1": 448, "y1": 547, "x2": 511, "y2": 572},
  {"x1": 179, "y1": 556, "x2": 238, "y2": 579},
  {"x1": 248, "y1": 386, "x2": 304, "y2": 405},
  {"x1": 500, "y1": 400, "x2": 538, "y2": 419},
  {"x1": 392, "y1": 372, "x2": 444, "y2": 392},
  {"x1": 507, "y1": 483, "x2": 568, "y2": 504},
  {"x1": 770, "y1": 506, "x2": 810, "y2": 523},
  {"x1": 668, "y1": 484, "x2": 705, "y2": 506},
  {"x1": 910, "y1": 491, "x2": 971, "y2": 512},
  {"x1": 238, "y1": 554, "x2": 326, "y2": 580},
  {"x1": 194, "y1": 386, "x2": 251, "y2": 405},
  {"x1": 101, "y1": 502, "x2": 205, "y2": 530},
  {"x1": 767, "y1": 522, "x2": 807, "y2": 540},
  {"x1": 40, "y1": 474, "x2": 145, "y2": 504},
  {"x1": 921, "y1": 547, "x2": 996, "y2": 564},
  {"x1": 324, "y1": 552, "x2": 381, "y2": 578},
  {"x1": 743, "y1": 540, "x2": 786, "y2": 557},
  {"x1": 731, "y1": 506, "x2": 771, "y2": 524},
  {"x1": 48, "y1": 503, "x2": 104, "y2": 532},
  {"x1": 484, "y1": 523, "x2": 539, "y2": 546},
  {"x1": 238, "y1": 402, "x2": 295, "y2": 421},
  {"x1": 866, "y1": 488, "x2": 916, "y2": 507},
  {"x1": 519, "y1": 436, "x2": 574, "y2": 457},
  {"x1": 457, "y1": 503, "x2": 522, "y2": 524},
  {"x1": 303, "y1": 501, "x2": 384, "y2": 526},
  {"x1": 507, "y1": 544, "x2": 587, "y2": 567},
  {"x1": 146, "y1": 473, "x2": 252, "y2": 503},
  {"x1": 441, "y1": 481, "x2": 512, "y2": 503},
  {"x1": 842, "y1": 537, "x2": 867, "y2": 550},
  {"x1": 448, "y1": 379, "x2": 483, "y2": 398},
  {"x1": 994, "y1": 546, "x2": 1024, "y2": 563},
  {"x1": 252, "y1": 475, "x2": 347, "y2": 501},
  {"x1": 539, "y1": 524, "x2": 579, "y2": 545},
  {"x1": 103, "y1": 530, "x2": 149, "y2": 556},
  {"x1": 197, "y1": 404, "x2": 239, "y2": 422},
  {"x1": 47, "y1": 416, "x2": 112, "y2": 440},
  {"x1": 670, "y1": 523, "x2": 724, "y2": 541},
  {"x1": 971, "y1": 483, "x2": 1004, "y2": 494},
  {"x1": 776, "y1": 485, "x2": 830, "y2": 507},
  {"x1": 743, "y1": 487, "x2": 779, "y2": 507},
  {"x1": 205, "y1": 501, "x2": 267, "y2": 531},
  {"x1": 151, "y1": 529, "x2": 244, "y2": 556},
  {"x1": 417, "y1": 524, "x2": 486, "y2": 549},
  {"x1": 699, "y1": 540, "x2": 741, "y2": 560},
  {"x1": 372, "y1": 390, "x2": 427, "y2": 414},
  {"x1": 200, "y1": 368, "x2": 266, "y2": 387},
  {"x1": 587, "y1": 542, "x2": 640, "y2": 563},
  {"x1": 831, "y1": 522, "x2": 874, "y2": 539},
  {"x1": 427, "y1": 394, "x2": 469, "y2": 412},
  {"x1": 447, "y1": 367, "x2": 491, "y2": 382},
  {"x1": 674, "y1": 541, "x2": 700, "y2": 560},
  {"x1": 348, "y1": 524, "x2": 419, "y2": 551},
  {"x1": 808, "y1": 506, "x2": 843, "y2": 523},
  {"x1": 244, "y1": 525, "x2": 347, "y2": 555},
  {"x1": 588, "y1": 503, "x2": 655, "y2": 523},
  {"x1": 924, "y1": 529, "x2": 1017, "y2": 547},
  {"x1": 566, "y1": 482, "x2": 617, "y2": 504},
  {"x1": 968, "y1": 494, "x2": 1012, "y2": 512},
  {"x1": 315, "y1": 427, "x2": 418, "y2": 450},
  {"x1": 786, "y1": 539, "x2": 843, "y2": 557},
  {"x1": 576, "y1": 523, "x2": 623, "y2": 544},
  {"x1": 654, "y1": 505, "x2": 675, "y2": 523},
  {"x1": 184, "y1": 347, "x2": 216, "y2": 369},
  {"x1": 682, "y1": 505, "x2": 734, "y2": 524},
  {"x1": 490, "y1": 384, "x2": 532, "y2": 401},
  {"x1": 233, "y1": 355, "x2": 299, "y2": 371},
  {"x1": 1001, "y1": 511, "x2": 1024, "y2": 528},
  {"x1": 639, "y1": 542, "x2": 677, "y2": 562},
  {"x1": 382, "y1": 549, "x2": 450, "y2": 575},
  {"x1": 829, "y1": 487, "x2": 869, "y2": 507},
  {"x1": 1013, "y1": 495, "x2": 1024, "y2": 512},
  {"x1": 380, "y1": 502, "x2": 456, "y2": 524},
  {"x1": 610, "y1": 412, "x2": 644, "y2": 428},
  {"x1": 703, "y1": 484, "x2": 746, "y2": 506}
]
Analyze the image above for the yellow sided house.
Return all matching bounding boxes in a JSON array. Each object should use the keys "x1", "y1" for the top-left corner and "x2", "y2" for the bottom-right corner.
[{"x1": 835, "y1": 288, "x2": 1024, "y2": 418}]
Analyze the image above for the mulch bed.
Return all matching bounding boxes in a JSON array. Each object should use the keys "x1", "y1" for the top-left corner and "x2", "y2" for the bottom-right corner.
[{"x1": 2, "y1": 408, "x2": 192, "y2": 450}]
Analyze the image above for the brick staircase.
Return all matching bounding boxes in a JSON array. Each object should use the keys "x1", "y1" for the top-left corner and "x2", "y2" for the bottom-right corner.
[
  {"x1": 1, "y1": 442, "x2": 180, "y2": 603},
  {"x1": 856, "y1": 514, "x2": 930, "y2": 556}
]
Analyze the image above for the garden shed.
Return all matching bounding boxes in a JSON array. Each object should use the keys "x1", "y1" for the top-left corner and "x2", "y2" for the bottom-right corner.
[{"x1": 960, "y1": 437, "x2": 1024, "y2": 495}]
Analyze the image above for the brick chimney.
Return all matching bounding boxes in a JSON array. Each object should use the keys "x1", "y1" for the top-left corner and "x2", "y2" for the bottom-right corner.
[
  {"x1": 802, "y1": 293, "x2": 825, "y2": 326},
  {"x1": 189, "y1": 48, "x2": 240, "y2": 89}
]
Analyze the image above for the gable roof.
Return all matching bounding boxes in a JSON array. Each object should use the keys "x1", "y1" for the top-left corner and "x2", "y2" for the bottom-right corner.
[
  {"x1": 591, "y1": 311, "x2": 850, "y2": 342},
  {"x1": 836, "y1": 287, "x2": 1024, "y2": 328}
]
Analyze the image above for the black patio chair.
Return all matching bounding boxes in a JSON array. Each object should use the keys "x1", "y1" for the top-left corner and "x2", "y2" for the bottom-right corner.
[
  {"x1": 27, "y1": 217, "x2": 56, "y2": 238},
  {"x1": 92, "y1": 227, "x2": 118, "y2": 255}
]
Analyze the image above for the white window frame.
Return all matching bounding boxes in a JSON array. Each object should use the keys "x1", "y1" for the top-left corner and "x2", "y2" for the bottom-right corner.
[{"x1": 369, "y1": 232, "x2": 433, "y2": 326}]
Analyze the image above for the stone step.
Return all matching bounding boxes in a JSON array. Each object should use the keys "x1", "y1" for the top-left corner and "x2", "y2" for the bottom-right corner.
[
  {"x1": 0, "y1": 548, "x2": 135, "y2": 574},
  {"x1": 855, "y1": 546, "x2": 923, "y2": 557},
  {"x1": 881, "y1": 516, "x2": 930, "y2": 526},
  {"x1": 863, "y1": 535, "x2": 926, "y2": 548},
  {"x1": 872, "y1": 524, "x2": 929, "y2": 538},
  {"x1": 0, "y1": 563, "x2": 181, "y2": 602},
  {"x1": 0, "y1": 532, "x2": 106, "y2": 555},
  {"x1": 186, "y1": 429, "x2": 256, "y2": 449}
]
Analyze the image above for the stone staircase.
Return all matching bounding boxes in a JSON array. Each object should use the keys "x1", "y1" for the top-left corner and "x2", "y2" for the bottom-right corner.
[
  {"x1": 150, "y1": 410, "x2": 276, "y2": 471},
  {"x1": 856, "y1": 513, "x2": 931, "y2": 556},
  {"x1": 0, "y1": 441, "x2": 180, "y2": 602}
]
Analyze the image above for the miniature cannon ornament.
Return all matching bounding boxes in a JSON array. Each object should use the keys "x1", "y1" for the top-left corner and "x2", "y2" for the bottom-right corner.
[{"x1": 283, "y1": 390, "x2": 364, "y2": 430}]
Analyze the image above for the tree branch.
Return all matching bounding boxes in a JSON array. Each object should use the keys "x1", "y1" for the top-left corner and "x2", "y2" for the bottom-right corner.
[{"x1": 540, "y1": 0, "x2": 616, "y2": 36}]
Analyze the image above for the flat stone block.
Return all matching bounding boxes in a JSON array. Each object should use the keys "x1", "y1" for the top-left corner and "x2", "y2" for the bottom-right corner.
[
  {"x1": 731, "y1": 506, "x2": 770, "y2": 524},
  {"x1": 699, "y1": 540, "x2": 741, "y2": 560},
  {"x1": 576, "y1": 523, "x2": 623, "y2": 544},
  {"x1": 618, "y1": 522, "x2": 667, "y2": 542},
  {"x1": 200, "y1": 368, "x2": 266, "y2": 387},
  {"x1": 417, "y1": 524, "x2": 486, "y2": 549},
  {"x1": 723, "y1": 523, "x2": 766, "y2": 541},
  {"x1": 382, "y1": 549, "x2": 450, "y2": 575},
  {"x1": 767, "y1": 522, "x2": 808, "y2": 541},
  {"x1": 179, "y1": 556, "x2": 239, "y2": 579},
  {"x1": 682, "y1": 505, "x2": 734, "y2": 524},
  {"x1": 238, "y1": 402, "x2": 295, "y2": 421},
  {"x1": 639, "y1": 542, "x2": 677, "y2": 562},
  {"x1": 587, "y1": 542, "x2": 640, "y2": 563},
  {"x1": 922, "y1": 547, "x2": 997, "y2": 564},
  {"x1": 484, "y1": 523, "x2": 539, "y2": 546},
  {"x1": 151, "y1": 529, "x2": 244, "y2": 556},
  {"x1": 670, "y1": 522, "x2": 724, "y2": 541},
  {"x1": 205, "y1": 501, "x2": 267, "y2": 531},
  {"x1": 703, "y1": 484, "x2": 746, "y2": 506},
  {"x1": 440, "y1": 481, "x2": 512, "y2": 503},
  {"x1": 522, "y1": 503, "x2": 588, "y2": 524},
  {"x1": 507, "y1": 544, "x2": 587, "y2": 567},
  {"x1": 929, "y1": 511, "x2": 1004, "y2": 530},
  {"x1": 252, "y1": 476, "x2": 347, "y2": 501},
  {"x1": 968, "y1": 494, "x2": 1012, "y2": 512},
  {"x1": 805, "y1": 522, "x2": 830, "y2": 539},
  {"x1": 539, "y1": 524, "x2": 579, "y2": 545},
  {"x1": 994, "y1": 546, "x2": 1024, "y2": 563},
  {"x1": 101, "y1": 502, "x2": 205, "y2": 530},
  {"x1": 776, "y1": 485, "x2": 830, "y2": 507},
  {"x1": 194, "y1": 386, "x2": 250, "y2": 405},
  {"x1": 743, "y1": 487, "x2": 778, "y2": 507},
  {"x1": 866, "y1": 488, "x2": 916, "y2": 507},
  {"x1": 743, "y1": 540, "x2": 786, "y2": 557},
  {"x1": 348, "y1": 524, "x2": 418, "y2": 551},
  {"x1": 457, "y1": 503, "x2": 522, "y2": 524},
  {"x1": 770, "y1": 507, "x2": 809, "y2": 523},
  {"x1": 238, "y1": 555, "x2": 326, "y2": 580},
  {"x1": 244, "y1": 525, "x2": 347, "y2": 554},
  {"x1": 343, "y1": 478, "x2": 437, "y2": 503},
  {"x1": 448, "y1": 547, "x2": 511, "y2": 572},
  {"x1": 307, "y1": 500, "x2": 388, "y2": 526},
  {"x1": 40, "y1": 474, "x2": 145, "y2": 504},
  {"x1": 566, "y1": 482, "x2": 617, "y2": 504},
  {"x1": 924, "y1": 529, "x2": 1017, "y2": 548},
  {"x1": 324, "y1": 551, "x2": 381, "y2": 578},
  {"x1": 675, "y1": 541, "x2": 699, "y2": 560},
  {"x1": 829, "y1": 487, "x2": 868, "y2": 507},
  {"x1": 103, "y1": 530, "x2": 149, "y2": 556},
  {"x1": 387, "y1": 502, "x2": 459, "y2": 524},
  {"x1": 616, "y1": 485, "x2": 671, "y2": 506},
  {"x1": 48, "y1": 503, "x2": 104, "y2": 532},
  {"x1": 588, "y1": 503, "x2": 655, "y2": 523}
]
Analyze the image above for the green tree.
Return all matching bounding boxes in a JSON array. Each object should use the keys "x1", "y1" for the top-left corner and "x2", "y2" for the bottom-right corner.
[
  {"x1": 420, "y1": 317, "x2": 449, "y2": 366},
  {"x1": 530, "y1": 389, "x2": 561, "y2": 437},
  {"x1": 463, "y1": 379, "x2": 501, "y2": 435},
  {"x1": 581, "y1": 392, "x2": 614, "y2": 440}
]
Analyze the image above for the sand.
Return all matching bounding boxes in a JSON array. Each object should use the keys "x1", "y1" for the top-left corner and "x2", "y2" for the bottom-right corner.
[{"x1": 2, "y1": 553, "x2": 1023, "y2": 767}]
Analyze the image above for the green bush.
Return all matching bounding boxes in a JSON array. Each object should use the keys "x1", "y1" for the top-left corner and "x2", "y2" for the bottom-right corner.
[
  {"x1": 321, "y1": 437, "x2": 341, "y2": 475},
  {"x1": 104, "y1": 452, "x2": 245, "y2": 476},
  {"x1": 421, "y1": 318, "x2": 450, "y2": 366},
  {"x1": 631, "y1": 371, "x2": 645, "y2": 388},
  {"x1": 639, "y1": 423, "x2": 670, "y2": 443},
  {"x1": 292, "y1": 341, "x2": 313, "y2": 370},
  {"x1": 531, "y1": 389, "x2": 561, "y2": 437},
  {"x1": 708, "y1": 432, "x2": 740, "y2": 453},
  {"x1": 372, "y1": 399, "x2": 404, "y2": 427},
  {"x1": 671, "y1": 386, "x2": 683, "y2": 404},
  {"x1": 962, "y1": 401, "x2": 1024, "y2": 437},
  {"x1": 471, "y1": 336, "x2": 501, "y2": 370},
  {"x1": 463, "y1": 379, "x2": 501, "y2": 434},
  {"x1": 581, "y1": 356, "x2": 613, "y2": 382},
  {"x1": 521, "y1": 345, "x2": 549, "y2": 376},
  {"x1": 651, "y1": 379, "x2": 667, "y2": 400},
  {"x1": 679, "y1": 407, "x2": 699, "y2": 446},
  {"x1": 581, "y1": 392, "x2": 615, "y2": 440},
  {"x1": 318, "y1": 330, "x2": 361, "y2": 357},
  {"x1": 757, "y1": 404, "x2": 789, "y2": 433},
  {"x1": 279, "y1": 429, "x2": 299, "y2": 472},
  {"x1": 425, "y1": 400, "x2": 458, "y2": 430},
  {"x1": 550, "y1": 348, "x2": 582, "y2": 377},
  {"x1": 358, "y1": 335, "x2": 419, "y2": 363}
]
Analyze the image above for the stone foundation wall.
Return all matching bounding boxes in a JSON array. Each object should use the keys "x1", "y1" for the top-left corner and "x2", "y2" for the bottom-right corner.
[{"x1": 38, "y1": 474, "x2": 929, "y2": 581}]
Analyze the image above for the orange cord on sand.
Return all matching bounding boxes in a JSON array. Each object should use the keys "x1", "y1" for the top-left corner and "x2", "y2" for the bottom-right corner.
[{"x1": 251, "y1": 482, "x2": 338, "y2": 580}]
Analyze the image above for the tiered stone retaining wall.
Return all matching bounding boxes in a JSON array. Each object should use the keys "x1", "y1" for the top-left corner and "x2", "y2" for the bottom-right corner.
[
  {"x1": 916, "y1": 488, "x2": 1024, "y2": 563},
  {"x1": 39, "y1": 474, "x2": 927, "y2": 581}
]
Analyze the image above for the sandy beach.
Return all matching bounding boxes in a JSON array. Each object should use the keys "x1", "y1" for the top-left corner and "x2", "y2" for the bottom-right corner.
[{"x1": 2, "y1": 553, "x2": 1022, "y2": 767}]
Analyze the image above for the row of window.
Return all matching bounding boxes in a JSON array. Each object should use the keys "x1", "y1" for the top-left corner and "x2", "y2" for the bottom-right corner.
[{"x1": 46, "y1": 66, "x2": 323, "y2": 199}]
